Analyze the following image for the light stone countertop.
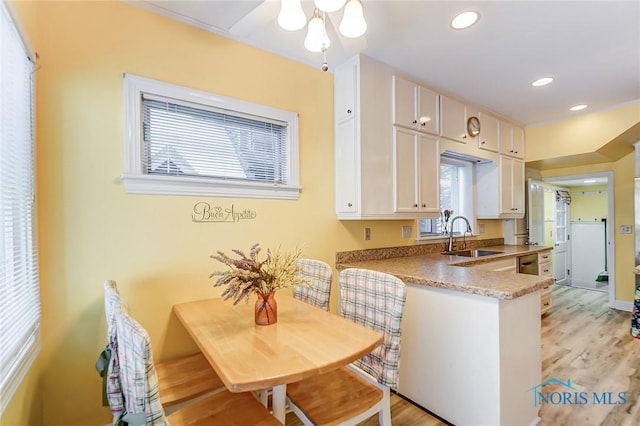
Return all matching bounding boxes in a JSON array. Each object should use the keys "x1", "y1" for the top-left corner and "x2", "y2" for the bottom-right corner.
[{"x1": 337, "y1": 245, "x2": 555, "y2": 300}]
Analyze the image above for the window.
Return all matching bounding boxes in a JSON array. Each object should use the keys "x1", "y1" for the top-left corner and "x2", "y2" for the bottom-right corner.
[
  {"x1": 0, "y1": 2, "x2": 39, "y2": 415},
  {"x1": 419, "y1": 158, "x2": 475, "y2": 238},
  {"x1": 122, "y1": 74, "x2": 301, "y2": 199}
]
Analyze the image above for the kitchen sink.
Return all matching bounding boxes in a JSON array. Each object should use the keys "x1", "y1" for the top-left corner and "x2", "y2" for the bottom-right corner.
[{"x1": 441, "y1": 249, "x2": 503, "y2": 257}]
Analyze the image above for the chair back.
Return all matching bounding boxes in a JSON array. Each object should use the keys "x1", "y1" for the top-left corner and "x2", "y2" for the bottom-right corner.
[
  {"x1": 294, "y1": 258, "x2": 332, "y2": 311},
  {"x1": 339, "y1": 268, "x2": 406, "y2": 389},
  {"x1": 115, "y1": 310, "x2": 168, "y2": 425},
  {"x1": 102, "y1": 280, "x2": 128, "y2": 421}
]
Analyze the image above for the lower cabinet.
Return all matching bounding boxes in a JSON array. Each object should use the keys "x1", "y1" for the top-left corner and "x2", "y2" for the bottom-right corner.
[{"x1": 539, "y1": 250, "x2": 554, "y2": 315}]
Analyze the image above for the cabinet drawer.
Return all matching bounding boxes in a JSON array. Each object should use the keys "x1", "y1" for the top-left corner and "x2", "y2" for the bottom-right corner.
[
  {"x1": 539, "y1": 263, "x2": 553, "y2": 277},
  {"x1": 541, "y1": 293, "x2": 552, "y2": 314},
  {"x1": 538, "y1": 251, "x2": 552, "y2": 263}
]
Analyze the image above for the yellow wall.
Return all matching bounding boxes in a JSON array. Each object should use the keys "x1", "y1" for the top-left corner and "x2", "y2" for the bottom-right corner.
[
  {"x1": 4, "y1": 1, "x2": 426, "y2": 424},
  {"x1": 539, "y1": 153, "x2": 635, "y2": 301},
  {"x1": 568, "y1": 185, "x2": 608, "y2": 220},
  {"x1": 526, "y1": 102, "x2": 640, "y2": 162}
]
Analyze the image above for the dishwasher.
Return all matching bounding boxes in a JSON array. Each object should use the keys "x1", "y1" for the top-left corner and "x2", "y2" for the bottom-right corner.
[{"x1": 517, "y1": 253, "x2": 538, "y2": 275}]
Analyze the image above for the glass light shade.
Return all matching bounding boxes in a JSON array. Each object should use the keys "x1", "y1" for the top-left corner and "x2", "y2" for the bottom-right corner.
[
  {"x1": 532, "y1": 77, "x2": 553, "y2": 87},
  {"x1": 277, "y1": 0, "x2": 306, "y2": 31},
  {"x1": 314, "y1": 0, "x2": 346, "y2": 13},
  {"x1": 569, "y1": 104, "x2": 588, "y2": 111},
  {"x1": 304, "y1": 11, "x2": 330, "y2": 53},
  {"x1": 339, "y1": 0, "x2": 367, "y2": 38}
]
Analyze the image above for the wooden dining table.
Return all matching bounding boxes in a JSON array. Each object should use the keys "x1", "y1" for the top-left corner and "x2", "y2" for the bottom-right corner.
[{"x1": 173, "y1": 294, "x2": 383, "y2": 424}]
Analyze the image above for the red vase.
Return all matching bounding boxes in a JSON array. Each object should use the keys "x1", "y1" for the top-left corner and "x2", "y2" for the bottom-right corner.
[{"x1": 255, "y1": 292, "x2": 277, "y2": 326}]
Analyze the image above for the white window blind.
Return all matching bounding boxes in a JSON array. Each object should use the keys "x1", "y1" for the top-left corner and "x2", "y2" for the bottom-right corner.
[
  {"x1": 142, "y1": 94, "x2": 288, "y2": 184},
  {"x1": 122, "y1": 74, "x2": 301, "y2": 199},
  {"x1": 0, "y1": 1, "x2": 40, "y2": 415}
]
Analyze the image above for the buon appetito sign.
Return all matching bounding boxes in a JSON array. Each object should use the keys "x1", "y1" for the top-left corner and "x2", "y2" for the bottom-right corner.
[{"x1": 192, "y1": 202, "x2": 257, "y2": 223}]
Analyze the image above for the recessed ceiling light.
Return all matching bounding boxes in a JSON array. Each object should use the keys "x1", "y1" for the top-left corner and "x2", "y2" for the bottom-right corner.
[
  {"x1": 569, "y1": 104, "x2": 588, "y2": 111},
  {"x1": 584, "y1": 179, "x2": 596, "y2": 183},
  {"x1": 451, "y1": 11, "x2": 479, "y2": 29},
  {"x1": 532, "y1": 77, "x2": 553, "y2": 87}
]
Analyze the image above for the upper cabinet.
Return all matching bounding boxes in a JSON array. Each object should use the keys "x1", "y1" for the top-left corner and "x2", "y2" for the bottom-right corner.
[
  {"x1": 440, "y1": 95, "x2": 472, "y2": 144},
  {"x1": 476, "y1": 156, "x2": 525, "y2": 219},
  {"x1": 393, "y1": 128, "x2": 440, "y2": 214},
  {"x1": 499, "y1": 121, "x2": 525, "y2": 159},
  {"x1": 477, "y1": 112, "x2": 499, "y2": 152},
  {"x1": 392, "y1": 76, "x2": 440, "y2": 136},
  {"x1": 334, "y1": 55, "x2": 441, "y2": 220},
  {"x1": 335, "y1": 60, "x2": 357, "y2": 124}
]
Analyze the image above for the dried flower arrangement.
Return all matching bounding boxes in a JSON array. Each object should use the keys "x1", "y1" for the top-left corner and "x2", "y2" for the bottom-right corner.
[{"x1": 210, "y1": 243, "x2": 305, "y2": 305}]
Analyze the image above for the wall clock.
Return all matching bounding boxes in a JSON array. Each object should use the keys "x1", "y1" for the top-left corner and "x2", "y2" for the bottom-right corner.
[{"x1": 467, "y1": 116, "x2": 480, "y2": 137}]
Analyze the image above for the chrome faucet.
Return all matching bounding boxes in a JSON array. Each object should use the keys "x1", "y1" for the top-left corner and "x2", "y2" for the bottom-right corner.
[{"x1": 448, "y1": 216, "x2": 473, "y2": 252}]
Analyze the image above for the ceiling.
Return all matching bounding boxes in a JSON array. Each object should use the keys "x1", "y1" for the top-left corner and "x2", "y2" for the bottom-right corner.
[
  {"x1": 130, "y1": 0, "x2": 640, "y2": 127},
  {"x1": 545, "y1": 176, "x2": 609, "y2": 188}
]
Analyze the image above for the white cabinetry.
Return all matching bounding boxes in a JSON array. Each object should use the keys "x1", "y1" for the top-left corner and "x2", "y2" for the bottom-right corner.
[
  {"x1": 393, "y1": 128, "x2": 439, "y2": 213},
  {"x1": 392, "y1": 76, "x2": 439, "y2": 136},
  {"x1": 476, "y1": 156, "x2": 525, "y2": 218},
  {"x1": 440, "y1": 95, "x2": 472, "y2": 144},
  {"x1": 477, "y1": 112, "x2": 499, "y2": 152},
  {"x1": 333, "y1": 55, "x2": 441, "y2": 220},
  {"x1": 499, "y1": 121, "x2": 525, "y2": 159}
]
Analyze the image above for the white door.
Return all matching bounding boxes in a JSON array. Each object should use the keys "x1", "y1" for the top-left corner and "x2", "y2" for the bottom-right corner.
[
  {"x1": 527, "y1": 179, "x2": 545, "y2": 246},
  {"x1": 554, "y1": 197, "x2": 570, "y2": 285}
]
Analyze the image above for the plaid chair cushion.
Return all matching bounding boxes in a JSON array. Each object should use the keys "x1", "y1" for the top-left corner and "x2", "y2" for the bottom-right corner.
[
  {"x1": 102, "y1": 280, "x2": 127, "y2": 422},
  {"x1": 339, "y1": 268, "x2": 406, "y2": 388},
  {"x1": 115, "y1": 311, "x2": 168, "y2": 425},
  {"x1": 294, "y1": 259, "x2": 332, "y2": 311}
]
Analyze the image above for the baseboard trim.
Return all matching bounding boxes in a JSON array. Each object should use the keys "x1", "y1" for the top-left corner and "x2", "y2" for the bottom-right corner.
[{"x1": 613, "y1": 299, "x2": 634, "y2": 312}]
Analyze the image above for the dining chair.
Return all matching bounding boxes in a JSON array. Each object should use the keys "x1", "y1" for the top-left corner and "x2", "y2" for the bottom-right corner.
[
  {"x1": 114, "y1": 308, "x2": 280, "y2": 426},
  {"x1": 294, "y1": 258, "x2": 333, "y2": 311},
  {"x1": 100, "y1": 280, "x2": 224, "y2": 410},
  {"x1": 286, "y1": 268, "x2": 406, "y2": 426}
]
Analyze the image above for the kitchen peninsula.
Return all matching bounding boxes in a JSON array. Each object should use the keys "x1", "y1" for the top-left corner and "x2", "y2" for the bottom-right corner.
[{"x1": 336, "y1": 242, "x2": 554, "y2": 426}]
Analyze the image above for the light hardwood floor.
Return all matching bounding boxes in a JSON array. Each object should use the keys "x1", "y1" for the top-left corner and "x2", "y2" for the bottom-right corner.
[{"x1": 286, "y1": 285, "x2": 640, "y2": 426}]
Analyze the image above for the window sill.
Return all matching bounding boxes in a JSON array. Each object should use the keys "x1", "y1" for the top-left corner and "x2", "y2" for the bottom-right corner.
[{"x1": 122, "y1": 174, "x2": 301, "y2": 200}]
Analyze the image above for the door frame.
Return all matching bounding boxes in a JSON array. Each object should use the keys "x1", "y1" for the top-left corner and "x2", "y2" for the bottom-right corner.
[{"x1": 543, "y1": 171, "x2": 615, "y2": 309}]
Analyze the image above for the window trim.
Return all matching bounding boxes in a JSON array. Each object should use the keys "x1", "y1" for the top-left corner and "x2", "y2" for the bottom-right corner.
[{"x1": 122, "y1": 74, "x2": 301, "y2": 199}]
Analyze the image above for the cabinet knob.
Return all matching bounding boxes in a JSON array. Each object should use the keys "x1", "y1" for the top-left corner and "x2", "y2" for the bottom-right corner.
[
  {"x1": 347, "y1": 203, "x2": 353, "y2": 207},
  {"x1": 412, "y1": 120, "x2": 418, "y2": 125},
  {"x1": 481, "y1": 141, "x2": 485, "y2": 144},
  {"x1": 413, "y1": 204, "x2": 418, "y2": 208},
  {"x1": 421, "y1": 122, "x2": 426, "y2": 127},
  {"x1": 462, "y1": 135, "x2": 467, "y2": 139},
  {"x1": 347, "y1": 109, "x2": 352, "y2": 114},
  {"x1": 514, "y1": 151, "x2": 518, "y2": 154},
  {"x1": 510, "y1": 150, "x2": 514, "y2": 153},
  {"x1": 422, "y1": 204, "x2": 426, "y2": 208}
]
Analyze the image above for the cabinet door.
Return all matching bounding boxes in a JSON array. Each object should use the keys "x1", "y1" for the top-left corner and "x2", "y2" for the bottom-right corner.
[
  {"x1": 418, "y1": 134, "x2": 440, "y2": 212},
  {"x1": 511, "y1": 159, "x2": 525, "y2": 214},
  {"x1": 499, "y1": 156, "x2": 514, "y2": 214},
  {"x1": 499, "y1": 121, "x2": 524, "y2": 158},
  {"x1": 478, "y1": 112, "x2": 499, "y2": 152},
  {"x1": 393, "y1": 127, "x2": 419, "y2": 212},
  {"x1": 392, "y1": 75, "x2": 418, "y2": 130},
  {"x1": 512, "y1": 126, "x2": 525, "y2": 159},
  {"x1": 335, "y1": 60, "x2": 357, "y2": 124},
  {"x1": 440, "y1": 95, "x2": 467, "y2": 143},
  {"x1": 417, "y1": 86, "x2": 439, "y2": 135},
  {"x1": 335, "y1": 119, "x2": 358, "y2": 214}
]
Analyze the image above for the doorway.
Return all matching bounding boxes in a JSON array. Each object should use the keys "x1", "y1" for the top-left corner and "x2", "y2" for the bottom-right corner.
[{"x1": 542, "y1": 172, "x2": 615, "y2": 308}]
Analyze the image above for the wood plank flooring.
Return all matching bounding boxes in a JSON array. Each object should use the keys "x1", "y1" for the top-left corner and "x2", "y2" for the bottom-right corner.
[{"x1": 286, "y1": 285, "x2": 640, "y2": 425}]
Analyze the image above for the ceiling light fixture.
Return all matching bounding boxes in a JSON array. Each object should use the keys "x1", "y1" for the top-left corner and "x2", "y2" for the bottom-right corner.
[
  {"x1": 569, "y1": 104, "x2": 588, "y2": 111},
  {"x1": 532, "y1": 77, "x2": 553, "y2": 87},
  {"x1": 584, "y1": 179, "x2": 596, "y2": 183},
  {"x1": 277, "y1": 0, "x2": 367, "y2": 72},
  {"x1": 451, "y1": 11, "x2": 479, "y2": 30}
]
